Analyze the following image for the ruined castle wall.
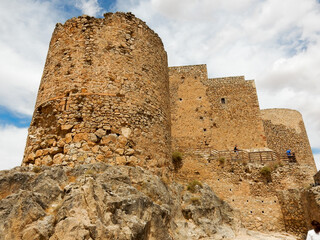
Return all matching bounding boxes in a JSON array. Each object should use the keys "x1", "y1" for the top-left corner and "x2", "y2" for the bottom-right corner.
[
  {"x1": 261, "y1": 109, "x2": 316, "y2": 173},
  {"x1": 23, "y1": 13, "x2": 171, "y2": 169},
  {"x1": 276, "y1": 189, "x2": 308, "y2": 236},
  {"x1": 169, "y1": 65, "x2": 267, "y2": 152},
  {"x1": 204, "y1": 77, "x2": 267, "y2": 150},
  {"x1": 301, "y1": 186, "x2": 320, "y2": 231},
  {"x1": 169, "y1": 65, "x2": 213, "y2": 151}
]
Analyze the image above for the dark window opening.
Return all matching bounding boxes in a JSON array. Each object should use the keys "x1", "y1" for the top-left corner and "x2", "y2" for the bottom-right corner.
[
  {"x1": 203, "y1": 128, "x2": 207, "y2": 132},
  {"x1": 262, "y1": 211, "x2": 264, "y2": 213},
  {"x1": 221, "y1": 98, "x2": 226, "y2": 104},
  {"x1": 179, "y1": 98, "x2": 182, "y2": 101},
  {"x1": 198, "y1": 96, "x2": 202, "y2": 100},
  {"x1": 250, "y1": 211, "x2": 253, "y2": 214},
  {"x1": 200, "y1": 116, "x2": 203, "y2": 120}
]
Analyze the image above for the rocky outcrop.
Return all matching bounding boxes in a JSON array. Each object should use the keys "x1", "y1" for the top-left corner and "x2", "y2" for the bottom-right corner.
[
  {"x1": 301, "y1": 185, "x2": 320, "y2": 232},
  {"x1": 0, "y1": 163, "x2": 240, "y2": 240}
]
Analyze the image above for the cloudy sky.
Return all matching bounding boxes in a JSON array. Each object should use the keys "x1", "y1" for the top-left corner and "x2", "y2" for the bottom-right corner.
[{"x1": 0, "y1": 0, "x2": 320, "y2": 170}]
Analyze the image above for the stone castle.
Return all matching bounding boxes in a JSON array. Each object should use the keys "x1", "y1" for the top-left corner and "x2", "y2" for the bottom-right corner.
[{"x1": 22, "y1": 12, "x2": 319, "y2": 237}]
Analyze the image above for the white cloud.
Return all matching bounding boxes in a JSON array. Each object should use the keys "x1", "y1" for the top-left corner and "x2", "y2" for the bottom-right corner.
[
  {"x1": 0, "y1": 125, "x2": 28, "y2": 170},
  {"x1": 0, "y1": 0, "x2": 61, "y2": 115},
  {"x1": 75, "y1": 0, "x2": 102, "y2": 16}
]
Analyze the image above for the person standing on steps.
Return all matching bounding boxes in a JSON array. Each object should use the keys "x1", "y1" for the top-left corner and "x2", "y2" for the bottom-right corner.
[
  {"x1": 306, "y1": 220, "x2": 320, "y2": 240},
  {"x1": 234, "y1": 145, "x2": 239, "y2": 159}
]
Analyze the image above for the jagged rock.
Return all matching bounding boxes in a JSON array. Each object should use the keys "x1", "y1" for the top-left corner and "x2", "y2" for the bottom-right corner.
[{"x1": 0, "y1": 163, "x2": 240, "y2": 240}]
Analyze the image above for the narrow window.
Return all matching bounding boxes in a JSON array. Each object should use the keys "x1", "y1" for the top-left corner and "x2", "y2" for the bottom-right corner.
[{"x1": 221, "y1": 98, "x2": 226, "y2": 104}]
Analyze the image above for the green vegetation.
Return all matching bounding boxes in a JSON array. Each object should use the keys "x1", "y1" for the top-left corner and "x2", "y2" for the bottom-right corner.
[
  {"x1": 32, "y1": 166, "x2": 41, "y2": 173},
  {"x1": 190, "y1": 197, "x2": 201, "y2": 205},
  {"x1": 260, "y1": 166, "x2": 272, "y2": 182},
  {"x1": 260, "y1": 166, "x2": 271, "y2": 176},
  {"x1": 187, "y1": 180, "x2": 203, "y2": 193},
  {"x1": 217, "y1": 157, "x2": 225, "y2": 165},
  {"x1": 172, "y1": 151, "x2": 183, "y2": 171}
]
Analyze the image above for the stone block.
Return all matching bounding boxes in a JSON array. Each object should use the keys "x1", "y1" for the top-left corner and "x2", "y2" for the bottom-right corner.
[
  {"x1": 73, "y1": 133, "x2": 88, "y2": 142},
  {"x1": 125, "y1": 148, "x2": 135, "y2": 156},
  {"x1": 65, "y1": 133, "x2": 73, "y2": 144},
  {"x1": 92, "y1": 145, "x2": 100, "y2": 153},
  {"x1": 115, "y1": 156, "x2": 126, "y2": 165},
  {"x1": 88, "y1": 133, "x2": 98, "y2": 143},
  {"x1": 121, "y1": 127, "x2": 131, "y2": 138},
  {"x1": 42, "y1": 155, "x2": 53, "y2": 165},
  {"x1": 115, "y1": 148, "x2": 124, "y2": 155},
  {"x1": 53, "y1": 153, "x2": 64, "y2": 164},
  {"x1": 35, "y1": 150, "x2": 43, "y2": 158},
  {"x1": 61, "y1": 124, "x2": 73, "y2": 130},
  {"x1": 96, "y1": 154, "x2": 105, "y2": 162},
  {"x1": 101, "y1": 134, "x2": 117, "y2": 145},
  {"x1": 95, "y1": 129, "x2": 106, "y2": 138},
  {"x1": 117, "y1": 136, "x2": 127, "y2": 147}
]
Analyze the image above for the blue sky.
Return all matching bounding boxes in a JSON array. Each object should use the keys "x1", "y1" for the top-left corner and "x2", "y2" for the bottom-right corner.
[{"x1": 1, "y1": 0, "x2": 320, "y2": 170}]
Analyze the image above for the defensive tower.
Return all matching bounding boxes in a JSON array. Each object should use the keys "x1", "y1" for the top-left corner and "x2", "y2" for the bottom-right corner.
[
  {"x1": 23, "y1": 13, "x2": 171, "y2": 168},
  {"x1": 261, "y1": 109, "x2": 316, "y2": 172}
]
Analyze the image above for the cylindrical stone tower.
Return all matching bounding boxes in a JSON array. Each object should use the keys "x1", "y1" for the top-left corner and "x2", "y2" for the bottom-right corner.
[
  {"x1": 261, "y1": 109, "x2": 316, "y2": 172},
  {"x1": 23, "y1": 12, "x2": 171, "y2": 169}
]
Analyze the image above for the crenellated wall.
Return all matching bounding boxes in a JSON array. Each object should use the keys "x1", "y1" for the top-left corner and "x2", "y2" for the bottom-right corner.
[{"x1": 23, "y1": 13, "x2": 171, "y2": 169}]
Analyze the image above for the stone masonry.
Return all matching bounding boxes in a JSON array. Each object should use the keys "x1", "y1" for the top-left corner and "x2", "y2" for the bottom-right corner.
[
  {"x1": 21, "y1": 12, "x2": 319, "y2": 237},
  {"x1": 23, "y1": 13, "x2": 171, "y2": 171},
  {"x1": 169, "y1": 65, "x2": 267, "y2": 152}
]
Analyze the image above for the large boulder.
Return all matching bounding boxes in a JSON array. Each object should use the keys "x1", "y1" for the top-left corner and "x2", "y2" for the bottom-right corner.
[{"x1": 0, "y1": 163, "x2": 239, "y2": 240}]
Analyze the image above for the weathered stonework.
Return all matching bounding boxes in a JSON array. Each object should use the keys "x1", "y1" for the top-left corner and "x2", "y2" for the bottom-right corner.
[
  {"x1": 261, "y1": 109, "x2": 315, "y2": 168},
  {"x1": 23, "y1": 13, "x2": 171, "y2": 170},
  {"x1": 169, "y1": 65, "x2": 267, "y2": 152},
  {"x1": 21, "y1": 12, "x2": 319, "y2": 238}
]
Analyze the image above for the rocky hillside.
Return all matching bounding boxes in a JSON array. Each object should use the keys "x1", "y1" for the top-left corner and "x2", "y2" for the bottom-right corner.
[
  {"x1": 0, "y1": 163, "x2": 301, "y2": 239},
  {"x1": 0, "y1": 163, "x2": 241, "y2": 240}
]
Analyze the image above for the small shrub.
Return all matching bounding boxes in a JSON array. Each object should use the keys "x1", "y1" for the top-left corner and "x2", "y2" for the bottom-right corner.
[
  {"x1": 32, "y1": 166, "x2": 41, "y2": 173},
  {"x1": 260, "y1": 166, "x2": 272, "y2": 182},
  {"x1": 260, "y1": 166, "x2": 271, "y2": 176},
  {"x1": 187, "y1": 180, "x2": 203, "y2": 193},
  {"x1": 172, "y1": 151, "x2": 183, "y2": 171},
  {"x1": 190, "y1": 197, "x2": 201, "y2": 205},
  {"x1": 218, "y1": 157, "x2": 225, "y2": 165}
]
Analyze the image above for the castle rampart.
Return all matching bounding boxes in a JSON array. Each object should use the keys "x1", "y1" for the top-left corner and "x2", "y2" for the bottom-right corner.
[
  {"x1": 23, "y1": 13, "x2": 171, "y2": 169},
  {"x1": 169, "y1": 64, "x2": 267, "y2": 152}
]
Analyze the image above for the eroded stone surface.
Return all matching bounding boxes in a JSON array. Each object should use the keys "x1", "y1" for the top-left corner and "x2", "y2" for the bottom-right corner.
[{"x1": 0, "y1": 163, "x2": 241, "y2": 240}]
